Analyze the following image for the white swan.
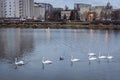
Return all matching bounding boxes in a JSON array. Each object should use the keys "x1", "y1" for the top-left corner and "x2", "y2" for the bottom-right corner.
[
  {"x1": 42, "y1": 57, "x2": 52, "y2": 64},
  {"x1": 88, "y1": 53, "x2": 96, "y2": 56},
  {"x1": 98, "y1": 52, "x2": 107, "y2": 59},
  {"x1": 15, "y1": 58, "x2": 24, "y2": 66},
  {"x1": 71, "y1": 56, "x2": 80, "y2": 62},
  {"x1": 88, "y1": 56, "x2": 97, "y2": 61},
  {"x1": 107, "y1": 53, "x2": 113, "y2": 59}
]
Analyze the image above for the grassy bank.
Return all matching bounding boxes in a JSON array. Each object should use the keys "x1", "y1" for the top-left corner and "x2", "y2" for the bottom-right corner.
[{"x1": 0, "y1": 22, "x2": 120, "y2": 30}]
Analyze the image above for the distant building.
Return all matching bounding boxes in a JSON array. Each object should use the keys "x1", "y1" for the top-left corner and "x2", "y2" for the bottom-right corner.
[
  {"x1": 38, "y1": 3, "x2": 53, "y2": 21},
  {"x1": 74, "y1": 3, "x2": 91, "y2": 11},
  {"x1": 101, "y1": 2, "x2": 112, "y2": 20},
  {"x1": 79, "y1": 6, "x2": 91, "y2": 21},
  {"x1": 92, "y1": 6, "x2": 105, "y2": 20},
  {"x1": 0, "y1": 0, "x2": 34, "y2": 19},
  {"x1": 53, "y1": 8, "x2": 63, "y2": 11},
  {"x1": 34, "y1": 3, "x2": 45, "y2": 21},
  {"x1": 74, "y1": 3, "x2": 112, "y2": 21},
  {"x1": 69, "y1": 10, "x2": 80, "y2": 21},
  {"x1": 81, "y1": 6, "x2": 106, "y2": 21},
  {"x1": 0, "y1": 0, "x2": 20, "y2": 18},
  {"x1": 111, "y1": 9, "x2": 120, "y2": 20},
  {"x1": 52, "y1": 8, "x2": 63, "y2": 21},
  {"x1": 74, "y1": 3, "x2": 91, "y2": 21},
  {"x1": 21, "y1": 0, "x2": 34, "y2": 19},
  {"x1": 61, "y1": 10, "x2": 71, "y2": 20}
]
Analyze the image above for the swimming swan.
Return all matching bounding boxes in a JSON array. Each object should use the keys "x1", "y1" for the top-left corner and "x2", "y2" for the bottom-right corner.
[
  {"x1": 15, "y1": 58, "x2": 24, "y2": 66},
  {"x1": 88, "y1": 56, "x2": 97, "y2": 61},
  {"x1": 88, "y1": 53, "x2": 96, "y2": 56},
  {"x1": 107, "y1": 53, "x2": 113, "y2": 59},
  {"x1": 98, "y1": 52, "x2": 107, "y2": 59},
  {"x1": 42, "y1": 57, "x2": 52, "y2": 64},
  {"x1": 71, "y1": 56, "x2": 80, "y2": 62}
]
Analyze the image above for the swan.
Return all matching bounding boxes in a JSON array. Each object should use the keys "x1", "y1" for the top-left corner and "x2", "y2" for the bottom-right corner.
[
  {"x1": 71, "y1": 56, "x2": 80, "y2": 62},
  {"x1": 88, "y1": 53, "x2": 96, "y2": 56},
  {"x1": 107, "y1": 53, "x2": 113, "y2": 59},
  {"x1": 107, "y1": 56, "x2": 113, "y2": 59},
  {"x1": 88, "y1": 56, "x2": 97, "y2": 61},
  {"x1": 42, "y1": 57, "x2": 52, "y2": 64},
  {"x1": 15, "y1": 58, "x2": 24, "y2": 66},
  {"x1": 98, "y1": 52, "x2": 107, "y2": 59}
]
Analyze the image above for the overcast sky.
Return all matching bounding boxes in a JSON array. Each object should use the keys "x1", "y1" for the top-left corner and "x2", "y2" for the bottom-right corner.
[{"x1": 34, "y1": 0, "x2": 120, "y2": 9}]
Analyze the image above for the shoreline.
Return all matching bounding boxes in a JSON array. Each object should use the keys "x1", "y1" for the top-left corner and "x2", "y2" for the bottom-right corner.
[{"x1": 0, "y1": 22, "x2": 120, "y2": 30}]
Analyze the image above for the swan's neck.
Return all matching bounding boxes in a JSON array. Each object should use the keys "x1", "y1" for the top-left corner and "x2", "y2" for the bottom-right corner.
[
  {"x1": 42, "y1": 57, "x2": 45, "y2": 62},
  {"x1": 107, "y1": 53, "x2": 109, "y2": 56},
  {"x1": 15, "y1": 58, "x2": 18, "y2": 63},
  {"x1": 71, "y1": 56, "x2": 73, "y2": 59},
  {"x1": 99, "y1": 52, "x2": 100, "y2": 56},
  {"x1": 88, "y1": 56, "x2": 91, "y2": 58}
]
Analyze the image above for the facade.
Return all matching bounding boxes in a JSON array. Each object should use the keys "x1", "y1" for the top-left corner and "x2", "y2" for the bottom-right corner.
[
  {"x1": 111, "y1": 9, "x2": 120, "y2": 20},
  {"x1": 41, "y1": 3, "x2": 53, "y2": 20},
  {"x1": 101, "y1": 2, "x2": 112, "y2": 20},
  {"x1": 34, "y1": 3, "x2": 53, "y2": 21},
  {"x1": 74, "y1": 3, "x2": 112, "y2": 21},
  {"x1": 75, "y1": 3, "x2": 112, "y2": 21},
  {"x1": 0, "y1": 0, "x2": 34, "y2": 19},
  {"x1": 74, "y1": 3, "x2": 91, "y2": 21},
  {"x1": 92, "y1": 6, "x2": 105, "y2": 20},
  {"x1": 34, "y1": 3, "x2": 45, "y2": 21},
  {"x1": 52, "y1": 8, "x2": 63, "y2": 21},
  {"x1": 79, "y1": 7, "x2": 91, "y2": 21},
  {"x1": 0, "y1": 0, "x2": 20, "y2": 18},
  {"x1": 74, "y1": 3, "x2": 91, "y2": 11},
  {"x1": 61, "y1": 10, "x2": 71, "y2": 20},
  {"x1": 22, "y1": 0, "x2": 34, "y2": 19},
  {"x1": 19, "y1": 0, "x2": 23, "y2": 18},
  {"x1": 85, "y1": 6, "x2": 105, "y2": 21},
  {"x1": 0, "y1": 0, "x2": 4, "y2": 17}
]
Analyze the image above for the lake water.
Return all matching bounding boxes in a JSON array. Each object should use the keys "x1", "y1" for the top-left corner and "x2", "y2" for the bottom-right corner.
[{"x1": 0, "y1": 28, "x2": 120, "y2": 80}]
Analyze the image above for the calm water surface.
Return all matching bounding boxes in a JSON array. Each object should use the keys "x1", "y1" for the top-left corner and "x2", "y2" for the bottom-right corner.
[{"x1": 0, "y1": 28, "x2": 120, "y2": 80}]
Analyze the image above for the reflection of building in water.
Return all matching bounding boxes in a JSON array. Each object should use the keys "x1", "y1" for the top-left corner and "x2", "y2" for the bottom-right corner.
[
  {"x1": 20, "y1": 29, "x2": 34, "y2": 54},
  {"x1": 73, "y1": 29, "x2": 78, "y2": 42},
  {"x1": 105, "y1": 30, "x2": 109, "y2": 45},
  {"x1": 89, "y1": 29, "x2": 93, "y2": 39},
  {"x1": 0, "y1": 29, "x2": 8, "y2": 58},
  {"x1": 0, "y1": 29, "x2": 34, "y2": 60},
  {"x1": 46, "y1": 28, "x2": 51, "y2": 43}
]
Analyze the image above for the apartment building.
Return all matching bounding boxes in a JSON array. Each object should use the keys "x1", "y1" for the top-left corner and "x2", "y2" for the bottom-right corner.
[
  {"x1": 34, "y1": 3, "x2": 45, "y2": 20},
  {"x1": 0, "y1": 0, "x2": 20, "y2": 17},
  {"x1": 0, "y1": 0, "x2": 34, "y2": 19},
  {"x1": 18, "y1": 0, "x2": 34, "y2": 19},
  {"x1": 38, "y1": 3, "x2": 53, "y2": 20}
]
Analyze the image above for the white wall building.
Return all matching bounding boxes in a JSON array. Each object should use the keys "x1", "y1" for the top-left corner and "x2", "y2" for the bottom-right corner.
[
  {"x1": 0, "y1": 0, "x2": 20, "y2": 18},
  {"x1": 0, "y1": 0, "x2": 34, "y2": 18},
  {"x1": 38, "y1": 3, "x2": 53, "y2": 20},
  {"x1": 21, "y1": 0, "x2": 34, "y2": 19},
  {"x1": 0, "y1": 0, "x2": 4, "y2": 17},
  {"x1": 34, "y1": 3, "x2": 45, "y2": 20},
  {"x1": 23, "y1": 0, "x2": 34, "y2": 18}
]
